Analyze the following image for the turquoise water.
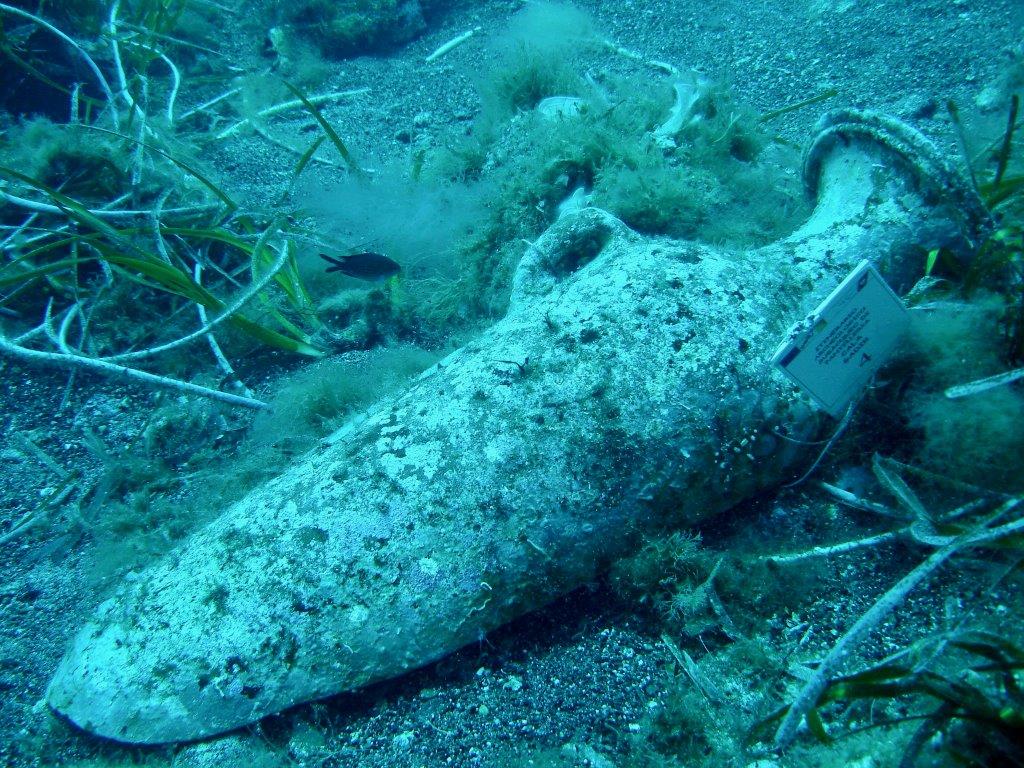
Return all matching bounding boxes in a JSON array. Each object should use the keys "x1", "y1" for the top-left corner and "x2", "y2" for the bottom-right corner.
[{"x1": 1, "y1": 1, "x2": 1023, "y2": 766}]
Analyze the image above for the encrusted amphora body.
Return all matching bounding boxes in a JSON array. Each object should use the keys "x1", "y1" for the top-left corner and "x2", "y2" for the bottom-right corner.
[{"x1": 48, "y1": 111, "x2": 987, "y2": 743}]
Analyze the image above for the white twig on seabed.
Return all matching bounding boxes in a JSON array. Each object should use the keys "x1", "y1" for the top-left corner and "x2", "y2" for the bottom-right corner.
[
  {"x1": 107, "y1": 0, "x2": 141, "y2": 119},
  {"x1": 0, "y1": 303, "x2": 270, "y2": 410},
  {"x1": 771, "y1": 496, "x2": 1024, "y2": 751},
  {"x1": 425, "y1": 27, "x2": 481, "y2": 63},
  {"x1": 945, "y1": 366, "x2": 1024, "y2": 399},
  {"x1": 179, "y1": 87, "x2": 240, "y2": 122},
  {"x1": 194, "y1": 263, "x2": 255, "y2": 399},
  {"x1": 0, "y1": 240, "x2": 291, "y2": 408},
  {"x1": 0, "y1": 190, "x2": 221, "y2": 220},
  {"x1": 760, "y1": 529, "x2": 904, "y2": 564},
  {"x1": 215, "y1": 89, "x2": 370, "y2": 139}
]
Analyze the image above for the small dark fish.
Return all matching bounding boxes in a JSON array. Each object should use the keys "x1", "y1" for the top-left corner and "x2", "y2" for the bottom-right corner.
[{"x1": 320, "y1": 252, "x2": 401, "y2": 281}]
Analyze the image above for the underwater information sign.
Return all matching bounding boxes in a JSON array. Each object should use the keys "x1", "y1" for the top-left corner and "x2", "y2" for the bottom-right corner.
[{"x1": 772, "y1": 260, "x2": 909, "y2": 418}]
